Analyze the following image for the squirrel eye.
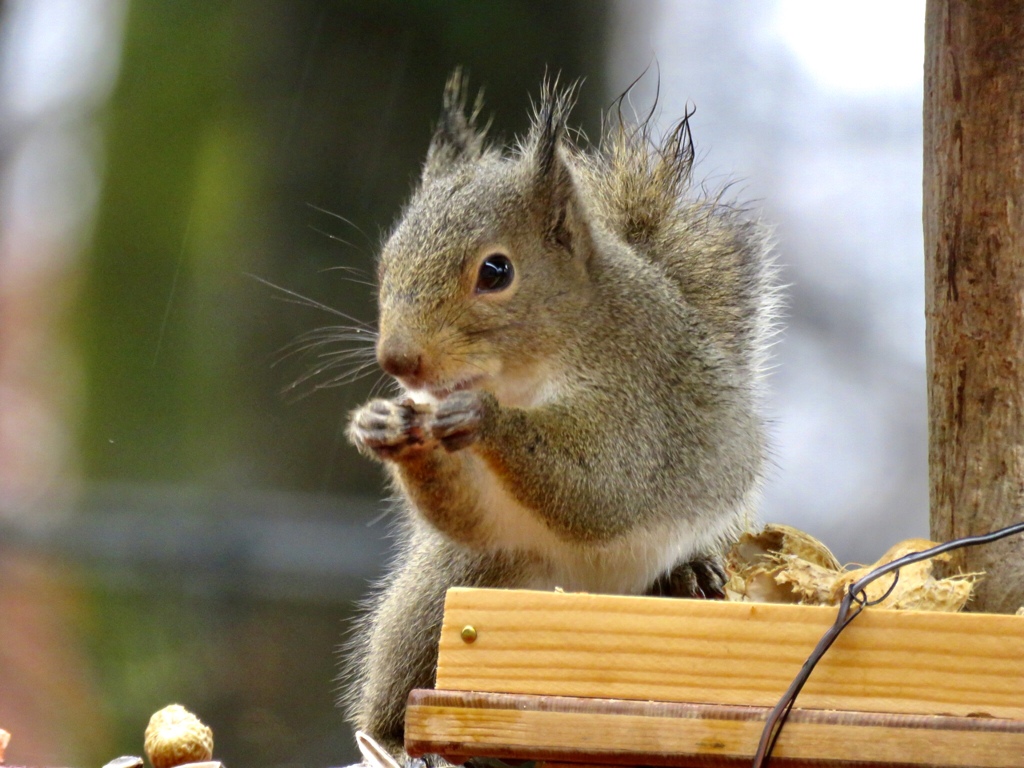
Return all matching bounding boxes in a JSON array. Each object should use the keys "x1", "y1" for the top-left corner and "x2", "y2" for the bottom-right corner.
[{"x1": 475, "y1": 253, "x2": 515, "y2": 293}]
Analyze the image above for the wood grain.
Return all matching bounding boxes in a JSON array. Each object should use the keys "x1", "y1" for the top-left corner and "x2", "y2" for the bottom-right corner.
[
  {"x1": 924, "y1": 0, "x2": 1024, "y2": 613},
  {"x1": 406, "y1": 690, "x2": 1024, "y2": 768},
  {"x1": 434, "y1": 589, "x2": 1024, "y2": 720}
]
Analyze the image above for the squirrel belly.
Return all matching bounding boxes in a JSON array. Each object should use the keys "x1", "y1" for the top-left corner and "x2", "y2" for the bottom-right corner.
[{"x1": 456, "y1": 450, "x2": 753, "y2": 594}]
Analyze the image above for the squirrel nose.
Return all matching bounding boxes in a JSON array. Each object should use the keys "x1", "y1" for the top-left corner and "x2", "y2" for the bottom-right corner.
[{"x1": 377, "y1": 341, "x2": 422, "y2": 379}]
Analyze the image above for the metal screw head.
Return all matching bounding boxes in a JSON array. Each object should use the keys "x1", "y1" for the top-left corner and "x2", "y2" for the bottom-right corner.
[{"x1": 460, "y1": 625, "x2": 477, "y2": 643}]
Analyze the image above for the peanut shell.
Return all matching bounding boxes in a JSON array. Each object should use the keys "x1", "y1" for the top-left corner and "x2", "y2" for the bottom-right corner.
[{"x1": 144, "y1": 705, "x2": 213, "y2": 768}]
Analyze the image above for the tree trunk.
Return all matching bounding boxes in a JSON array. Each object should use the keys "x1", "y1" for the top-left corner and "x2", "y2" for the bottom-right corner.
[{"x1": 925, "y1": 0, "x2": 1024, "y2": 614}]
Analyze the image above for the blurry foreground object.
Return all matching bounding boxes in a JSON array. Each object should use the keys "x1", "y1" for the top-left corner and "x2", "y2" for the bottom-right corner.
[
  {"x1": 97, "y1": 704, "x2": 219, "y2": 768},
  {"x1": 143, "y1": 705, "x2": 215, "y2": 768}
]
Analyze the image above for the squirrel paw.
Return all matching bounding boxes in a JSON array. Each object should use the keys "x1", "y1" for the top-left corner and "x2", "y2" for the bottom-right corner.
[
  {"x1": 646, "y1": 555, "x2": 727, "y2": 600},
  {"x1": 348, "y1": 399, "x2": 429, "y2": 459},
  {"x1": 431, "y1": 390, "x2": 488, "y2": 452}
]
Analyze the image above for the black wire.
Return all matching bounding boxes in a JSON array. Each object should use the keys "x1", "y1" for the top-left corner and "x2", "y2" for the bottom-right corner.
[
  {"x1": 857, "y1": 568, "x2": 903, "y2": 608},
  {"x1": 751, "y1": 520, "x2": 1024, "y2": 767}
]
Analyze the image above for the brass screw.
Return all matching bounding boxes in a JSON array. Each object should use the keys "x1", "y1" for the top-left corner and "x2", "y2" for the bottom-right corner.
[{"x1": 460, "y1": 625, "x2": 477, "y2": 643}]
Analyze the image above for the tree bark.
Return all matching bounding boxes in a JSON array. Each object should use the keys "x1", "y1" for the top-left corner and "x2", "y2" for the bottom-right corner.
[{"x1": 925, "y1": 0, "x2": 1024, "y2": 614}]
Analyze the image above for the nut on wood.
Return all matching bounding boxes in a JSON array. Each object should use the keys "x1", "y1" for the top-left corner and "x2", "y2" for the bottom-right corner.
[{"x1": 725, "y1": 524, "x2": 976, "y2": 610}]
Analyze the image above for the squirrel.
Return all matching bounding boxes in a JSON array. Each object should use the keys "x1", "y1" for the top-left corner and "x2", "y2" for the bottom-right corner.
[{"x1": 343, "y1": 71, "x2": 779, "y2": 764}]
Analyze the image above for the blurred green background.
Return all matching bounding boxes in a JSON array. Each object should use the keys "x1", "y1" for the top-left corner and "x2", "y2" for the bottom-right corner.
[{"x1": 0, "y1": 2, "x2": 609, "y2": 766}]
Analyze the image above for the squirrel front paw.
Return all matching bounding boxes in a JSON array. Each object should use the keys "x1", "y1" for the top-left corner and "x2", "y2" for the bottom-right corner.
[
  {"x1": 347, "y1": 399, "x2": 430, "y2": 459},
  {"x1": 431, "y1": 390, "x2": 491, "y2": 452}
]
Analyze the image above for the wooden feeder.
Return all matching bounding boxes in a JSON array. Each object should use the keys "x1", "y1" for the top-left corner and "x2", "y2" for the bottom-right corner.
[{"x1": 404, "y1": 588, "x2": 1024, "y2": 767}]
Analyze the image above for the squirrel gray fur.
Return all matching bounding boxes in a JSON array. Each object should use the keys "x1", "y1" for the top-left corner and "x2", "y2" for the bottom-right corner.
[{"x1": 343, "y1": 71, "x2": 780, "y2": 763}]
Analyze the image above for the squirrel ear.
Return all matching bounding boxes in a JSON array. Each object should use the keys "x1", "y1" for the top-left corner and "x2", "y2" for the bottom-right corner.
[
  {"x1": 526, "y1": 79, "x2": 593, "y2": 257},
  {"x1": 423, "y1": 69, "x2": 487, "y2": 182}
]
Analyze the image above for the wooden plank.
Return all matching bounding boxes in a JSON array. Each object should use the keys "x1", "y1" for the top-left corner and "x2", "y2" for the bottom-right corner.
[
  {"x1": 924, "y1": 0, "x2": 1024, "y2": 615},
  {"x1": 406, "y1": 690, "x2": 1024, "y2": 768},
  {"x1": 435, "y1": 589, "x2": 1024, "y2": 720}
]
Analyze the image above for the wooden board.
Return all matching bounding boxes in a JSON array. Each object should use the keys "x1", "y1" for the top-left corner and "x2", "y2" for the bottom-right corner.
[
  {"x1": 434, "y1": 588, "x2": 1024, "y2": 720},
  {"x1": 406, "y1": 690, "x2": 1024, "y2": 768}
]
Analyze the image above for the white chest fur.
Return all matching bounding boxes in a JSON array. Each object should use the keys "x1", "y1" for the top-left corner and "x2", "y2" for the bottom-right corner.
[{"x1": 466, "y1": 451, "x2": 743, "y2": 595}]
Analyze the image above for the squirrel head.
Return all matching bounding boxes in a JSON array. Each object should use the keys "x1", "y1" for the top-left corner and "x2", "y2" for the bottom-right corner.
[{"x1": 375, "y1": 72, "x2": 596, "y2": 404}]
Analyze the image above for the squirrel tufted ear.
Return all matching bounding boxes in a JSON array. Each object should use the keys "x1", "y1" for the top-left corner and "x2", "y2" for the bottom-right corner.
[
  {"x1": 423, "y1": 69, "x2": 487, "y2": 182},
  {"x1": 526, "y1": 78, "x2": 593, "y2": 258}
]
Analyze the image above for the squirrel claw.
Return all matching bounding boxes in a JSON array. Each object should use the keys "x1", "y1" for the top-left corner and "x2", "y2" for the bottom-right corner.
[
  {"x1": 431, "y1": 390, "x2": 487, "y2": 452},
  {"x1": 348, "y1": 399, "x2": 428, "y2": 459},
  {"x1": 646, "y1": 555, "x2": 728, "y2": 600}
]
